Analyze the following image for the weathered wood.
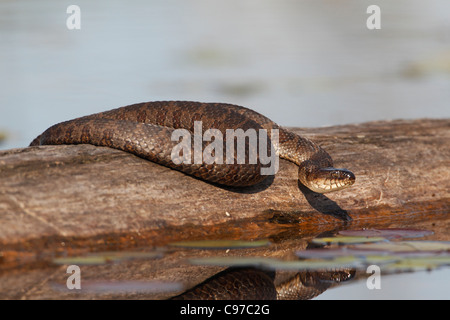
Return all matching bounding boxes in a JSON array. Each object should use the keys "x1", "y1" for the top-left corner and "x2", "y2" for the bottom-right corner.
[
  {"x1": 0, "y1": 118, "x2": 449, "y2": 299},
  {"x1": 0, "y1": 119, "x2": 448, "y2": 250}
]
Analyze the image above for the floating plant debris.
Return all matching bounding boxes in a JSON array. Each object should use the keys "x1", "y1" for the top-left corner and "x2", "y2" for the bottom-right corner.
[
  {"x1": 189, "y1": 256, "x2": 360, "y2": 271},
  {"x1": 382, "y1": 256, "x2": 450, "y2": 272},
  {"x1": 294, "y1": 240, "x2": 450, "y2": 272},
  {"x1": 168, "y1": 239, "x2": 271, "y2": 249},
  {"x1": 186, "y1": 233, "x2": 450, "y2": 273},
  {"x1": 52, "y1": 250, "x2": 164, "y2": 265},
  {"x1": 338, "y1": 228, "x2": 434, "y2": 240},
  {"x1": 311, "y1": 236, "x2": 387, "y2": 245},
  {"x1": 351, "y1": 241, "x2": 450, "y2": 253}
]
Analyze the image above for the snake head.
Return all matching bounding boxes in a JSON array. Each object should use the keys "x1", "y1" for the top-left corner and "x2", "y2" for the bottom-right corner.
[{"x1": 299, "y1": 164, "x2": 355, "y2": 193}]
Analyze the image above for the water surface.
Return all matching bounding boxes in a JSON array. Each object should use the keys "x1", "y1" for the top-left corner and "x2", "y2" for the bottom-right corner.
[{"x1": 0, "y1": 0, "x2": 448, "y2": 300}]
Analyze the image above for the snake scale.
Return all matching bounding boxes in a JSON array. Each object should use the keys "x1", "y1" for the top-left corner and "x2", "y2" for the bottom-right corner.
[{"x1": 30, "y1": 101, "x2": 355, "y2": 193}]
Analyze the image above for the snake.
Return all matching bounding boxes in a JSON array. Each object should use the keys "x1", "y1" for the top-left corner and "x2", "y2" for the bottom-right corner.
[
  {"x1": 170, "y1": 267, "x2": 356, "y2": 300},
  {"x1": 30, "y1": 101, "x2": 355, "y2": 193}
]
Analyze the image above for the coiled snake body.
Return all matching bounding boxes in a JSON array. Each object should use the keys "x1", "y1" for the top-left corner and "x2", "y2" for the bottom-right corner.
[{"x1": 30, "y1": 101, "x2": 355, "y2": 193}]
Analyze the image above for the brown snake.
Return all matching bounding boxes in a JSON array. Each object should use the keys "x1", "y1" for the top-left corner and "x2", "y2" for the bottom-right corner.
[{"x1": 30, "y1": 101, "x2": 355, "y2": 193}]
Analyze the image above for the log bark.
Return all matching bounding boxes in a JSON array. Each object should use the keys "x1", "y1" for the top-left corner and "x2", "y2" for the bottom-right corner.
[{"x1": 0, "y1": 119, "x2": 448, "y2": 251}]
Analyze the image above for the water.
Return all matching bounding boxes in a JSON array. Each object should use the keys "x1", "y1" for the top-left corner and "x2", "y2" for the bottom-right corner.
[
  {"x1": 0, "y1": 0, "x2": 449, "y2": 300},
  {"x1": 1, "y1": 0, "x2": 449, "y2": 149},
  {"x1": 315, "y1": 269, "x2": 449, "y2": 300}
]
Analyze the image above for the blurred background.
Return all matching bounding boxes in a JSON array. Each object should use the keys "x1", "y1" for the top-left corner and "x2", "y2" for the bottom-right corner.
[{"x1": 0, "y1": 0, "x2": 449, "y2": 150}]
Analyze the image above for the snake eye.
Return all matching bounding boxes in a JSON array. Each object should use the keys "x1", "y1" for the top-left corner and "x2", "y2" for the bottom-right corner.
[
  {"x1": 331, "y1": 170, "x2": 342, "y2": 179},
  {"x1": 341, "y1": 169, "x2": 356, "y2": 183}
]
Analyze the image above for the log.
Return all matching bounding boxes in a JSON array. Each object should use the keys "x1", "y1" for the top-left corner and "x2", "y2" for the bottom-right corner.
[
  {"x1": 0, "y1": 119, "x2": 448, "y2": 247},
  {"x1": 0, "y1": 118, "x2": 449, "y2": 299}
]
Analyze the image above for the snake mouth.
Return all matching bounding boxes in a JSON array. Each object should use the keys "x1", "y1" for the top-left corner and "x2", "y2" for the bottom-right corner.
[{"x1": 303, "y1": 167, "x2": 355, "y2": 193}]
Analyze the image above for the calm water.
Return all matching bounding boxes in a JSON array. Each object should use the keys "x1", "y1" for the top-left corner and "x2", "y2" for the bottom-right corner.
[
  {"x1": 0, "y1": 0, "x2": 449, "y2": 300},
  {"x1": 1, "y1": 0, "x2": 449, "y2": 149},
  {"x1": 315, "y1": 268, "x2": 449, "y2": 300}
]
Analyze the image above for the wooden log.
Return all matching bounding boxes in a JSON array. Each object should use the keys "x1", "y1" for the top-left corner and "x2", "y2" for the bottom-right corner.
[{"x1": 0, "y1": 119, "x2": 448, "y2": 253}]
